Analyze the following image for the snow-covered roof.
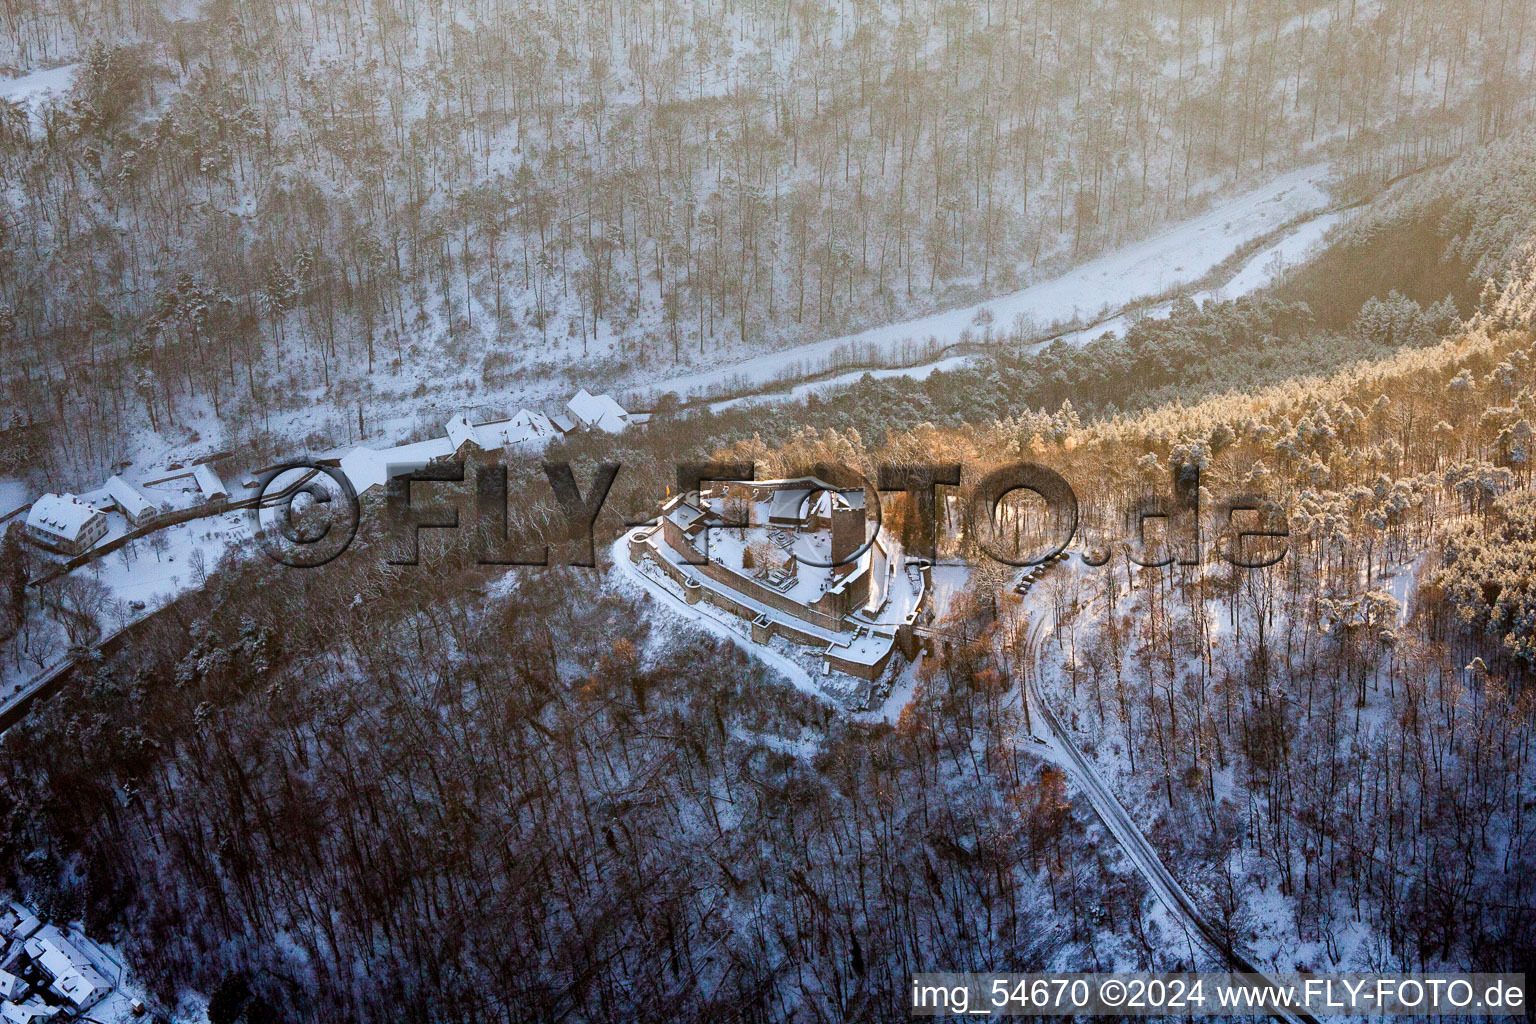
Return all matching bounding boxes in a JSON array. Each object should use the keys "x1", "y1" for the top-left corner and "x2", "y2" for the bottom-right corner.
[
  {"x1": 641, "y1": 523, "x2": 900, "y2": 671},
  {"x1": 25, "y1": 494, "x2": 102, "y2": 540},
  {"x1": 339, "y1": 437, "x2": 455, "y2": 494},
  {"x1": 192, "y1": 463, "x2": 226, "y2": 498},
  {"x1": 566, "y1": 389, "x2": 630, "y2": 433},
  {"x1": 824, "y1": 626, "x2": 898, "y2": 667},
  {"x1": 764, "y1": 477, "x2": 865, "y2": 523},
  {"x1": 549, "y1": 412, "x2": 575, "y2": 433},
  {"x1": 474, "y1": 409, "x2": 559, "y2": 450},
  {"x1": 23, "y1": 927, "x2": 111, "y2": 1010},
  {"x1": 5, "y1": 908, "x2": 39, "y2": 941},
  {"x1": 1, "y1": 998, "x2": 60, "y2": 1024},
  {"x1": 104, "y1": 475, "x2": 155, "y2": 519},
  {"x1": 444, "y1": 413, "x2": 478, "y2": 451},
  {"x1": 768, "y1": 487, "x2": 807, "y2": 523},
  {"x1": 664, "y1": 497, "x2": 705, "y2": 532}
]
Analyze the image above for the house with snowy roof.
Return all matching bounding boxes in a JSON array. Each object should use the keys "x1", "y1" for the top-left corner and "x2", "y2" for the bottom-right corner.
[
  {"x1": 22, "y1": 926, "x2": 112, "y2": 1012},
  {"x1": 565, "y1": 389, "x2": 631, "y2": 433},
  {"x1": 103, "y1": 475, "x2": 156, "y2": 525},
  {"x1": 0, "y1": 999, "x2": 58, "y2": 1024},
  {"x1": 628, "y1": 476, "x2": 926, "y2": 681},
  {"x1": 192, "y1": 463, "x2": 228, "y2": 501},
  {"x1": 444, "y1": 410, "x2": 562, "y2": 454},
  {"x1": 478, "y1": 408, "x2": 561, "y2": 449},
  {"x1": 444, "y1": 413, "x2": 478, "y2": 452},
  {"x1": 0, "y1": 910, "x2": 39, "y2": 945},
  {"x1": 339, "y1": 436, "x2": 456, "y2": 495},
  {"x1": 24, "y1": 495, "x2": 107, "y2": 555},
  {"x1": 342, "y1": 404, "x2": 568, "y2": 496}
]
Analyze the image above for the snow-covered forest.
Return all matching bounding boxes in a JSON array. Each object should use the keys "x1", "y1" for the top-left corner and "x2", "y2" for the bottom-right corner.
[
  {"x1": 2, "y1": 1, "x2": 1536, "y2": 1022},
  {"x1": 3, "y1": 0, "x2": 1534, "y2": 483}
]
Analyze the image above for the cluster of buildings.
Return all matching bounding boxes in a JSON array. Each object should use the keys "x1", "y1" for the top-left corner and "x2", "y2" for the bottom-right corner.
[
  {"x1": 0, "y1": 906, "x2": 115, "y2": 1022},
  {"x1": 628, "y1": 475, "x2": 929, "y2": 681},
  {"x1": 19, "y1": 386, "x2": 637, "y2": 556},
  {"x1": 340, "y1": 388, "x2": 642, "y2": 494},
  {"x1": 23, "y1": 463, "x2": 227, "y2": 557}
]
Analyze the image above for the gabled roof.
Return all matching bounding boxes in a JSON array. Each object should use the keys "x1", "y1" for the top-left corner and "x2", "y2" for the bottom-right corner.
[
  {"x1": 5, "y1": 907, "x2": 40, "y2": 941},
  {"x1": 444, "y1": 413, "x2": 478, "y2": 451},
  {"x1": 104, "y1": 475, "x2": 155, "y2": 518},
  {"x1": 475, "y1": 409, "x2": 559, "y2": 450},
  {"x1": 339, "y1": 437, "x2": 455, "y2": 494},
  {"x1": 192, "y1": 463, "x2": 226, "y2": 498},
  {"x1": 25, "y1": 494, "x2": 102, "y2": 540},
  {"x1": 1, "y1": 998, "x2": 60, "y2": 1024},
  {"x1": 566, "y1": 389, "x2": 630, "y2": 433},
  {"x1": 23, "y1": 927, "x2": 111, "y2": 1010},
  {"x1": 764, "y1": 476, "x2": 866, "y2": 523},
  {"x1": 768, "y1": 487, "x2": 810, "y2": 523}
]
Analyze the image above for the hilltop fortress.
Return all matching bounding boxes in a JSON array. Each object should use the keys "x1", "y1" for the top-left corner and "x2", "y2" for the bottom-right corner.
[{"x1": 628, "y1": 476, "x2": 928, "y2": 681}]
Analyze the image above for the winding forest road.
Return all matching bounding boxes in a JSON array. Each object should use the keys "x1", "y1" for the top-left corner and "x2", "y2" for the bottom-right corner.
[{"x1": 1020, "y1": 619, "x2": 1319, "y2": 1024}]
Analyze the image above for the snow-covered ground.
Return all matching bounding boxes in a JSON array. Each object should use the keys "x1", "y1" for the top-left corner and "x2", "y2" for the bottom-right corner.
[
  {"x1": 87, "y1": 511, "x2": 250, "y2": 619},
  {"x1": 610, "y1": 531, "x2": 821, "y2": 696},
  {"x1": 1, "y1": 512, "x2": 252, "y2": 709},
  {"x1": 1044, "y1": 207, "x2": 1345, "y2": 349},
  {"x1": 0, "y1": 64, "x2": 76, "y2": 132},
  {"x1": 707, "y1": 354, "x2": 976, "y2": 413},
  {"x1": 651, "y1": 164, "x2": 1332, "y2": 405},
  {"x1": 0, "y1": 64, "x2": 76, "y2": 105},
  {"x1": 29, "y1": 158, "x2": 1344, "y2": 510},
  {"x1": 1216, "y1": 210, "x2": 1342, "y2": 297},
  {"x1": 703, "y1": 178, "x2": 1339, "y2": 414},
  {"x1": 0, "y1": 478, "x2": 28, "y2": 520}
]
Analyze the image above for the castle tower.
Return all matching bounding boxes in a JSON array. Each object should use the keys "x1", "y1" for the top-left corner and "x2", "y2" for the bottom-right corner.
[{"x1": 830, "y1": 501, "x2": 866, "y2": 573}]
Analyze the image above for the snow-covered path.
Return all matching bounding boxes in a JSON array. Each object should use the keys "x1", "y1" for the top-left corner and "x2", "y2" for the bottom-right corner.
[
  {"x1": 650, "y1": 164, "x2": 1332, "y2": 406},
  {"x1": 1017, "y1": 610, "x2": 1317, "y2": 1024}
]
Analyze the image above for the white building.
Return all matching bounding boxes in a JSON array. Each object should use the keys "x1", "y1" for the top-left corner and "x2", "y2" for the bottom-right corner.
[
  {"x1": 444, "y1": 413, "x2": 478, "y2": 451},
  {"x1": 1, "y1": 999, "x2": 58, "y2": 1024},
  {"x1": 192, "y1": 463, "x2": 227, "y2": 501},
  {"x1": 477, "y1": 408, "x2": 561, "y2": 449},
  {"x1": 339, "y1": 437, "x2": 456, "y2": 495},
  {"x1": 566, "y1": 389, "x2": 631, "y2": 433},
  {"x1": 0, "y1": 910, "x2": 30, "y2": 942},
  {"x1": 23, "y1": 926, "x2": 112, "y2": 1012},
  {"x1": 447, "y1": 409, "x2": 564, "y2": 453},
  {"x1": 24, "y1": 495, "x2": 107, "y2": 555},
  {"x1": 343, "y1": 391, "x2": 632, "y2": 497},
  {"x1": 103, "y1": 475, "x2": 156, "y2": 525}
]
